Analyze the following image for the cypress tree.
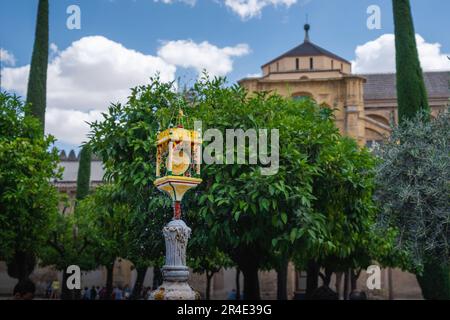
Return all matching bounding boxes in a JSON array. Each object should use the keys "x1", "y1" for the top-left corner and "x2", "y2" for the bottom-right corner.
[
  {"x1": 393, "y1": 0, "x2": 430, "y2": 123},
  {"x1": 26, "y1": 0, "x2": 49, "y2": 131},
  {"x1": 76, "y1": 145, "x2": 92, "y2": 201},
  {"x1": 393, "y1": 1, "x2": 449, "y2": 299},
  {"x1": 7, "y1": 0, "x2": 50, "y2": 288}
]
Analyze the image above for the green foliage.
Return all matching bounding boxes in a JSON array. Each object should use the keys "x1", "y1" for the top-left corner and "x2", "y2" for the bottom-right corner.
[
  {"x1": 191, "y1": 77, "x2": 329, "y2": 267},
  {"x1": 88, "y1": 82, "x2": 175, "y2": 268},
  {"x1": 417, "y1": 256, "x2": 450, "y2": 300},
  {"x1": 188, "y1": 212, "x2": 233, "y2": 275},
  {"x1": 375, "y1": 110, "x2": 450, "y2": 271},
  {"x1": 298, "y1": 137, "x2": 396, "y2": 272},
  {"x1": 87, "y1": 75, "x2": 393, "y2": 297},
  {"x1": 0, "y1": 92, "x2": 60, "y2": 263},
  {"x1": 26, "y1": 0, "x2": 49, "y2": 131},
  {"x1": 40, "y1": 145, "x2": 94, "y2": 299},
  {"x1": 124, "y1": 201, "x2": 170, "y2": 269},
  {"x1": 76, "y1": 184, "x2": 131, "y2": 269},
  {"x1": 40, "y1": 195, "x2": 98, "y2": 272},
  {"x1": 393, "y1": 0, "x2": 430, "y2": 123},
  {"x1": 188, "y1": 76, "x2": 388, "y2": 276},
  {"x1": 76, "y1": 145, "x2": 92, "y2": 201}
]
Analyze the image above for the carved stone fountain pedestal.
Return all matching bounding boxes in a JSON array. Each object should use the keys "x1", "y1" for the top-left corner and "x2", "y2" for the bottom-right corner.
[
  {"x1": 152, "y1": 123, "x2": 203, "y2": 300},
  {"x1": 150, "y1": 219, "x2": 198, "y2": 300}
]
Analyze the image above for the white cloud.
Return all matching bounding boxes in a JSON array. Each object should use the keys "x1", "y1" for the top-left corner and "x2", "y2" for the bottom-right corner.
[
  {"x1": 224, "y1": 0, "x2": 297, "y2": 19},
  {"x1": 2, "y1": 36, "x2": 176, "y2": 146},
  {"x1": 2, "y1": 36, "x2": 177, "y2": 112},
  {"x1": 353, "y1": 34, "x2": 450, "y2": 74},
  {"x1": 157, "y1": 40, "x2": 250, "y2": 77},
  {"x1": 155, "y1": 0, "x2": 298, "y2": 20},
  {"x1": 1, "y1": 36, "x2": 249, "y2": 146},
  {"x1": 0, "y1": 48, "x2": 16, "y2": 66},
  {"x1": 46, "y1": 108, "x2": 103, "y2": 145},
  {"x1": 153, "y1": 0, "x2": 197, "y2": 6},
  {"x1": 245, "y1": 72, "x2": 262, "y2": 78}
]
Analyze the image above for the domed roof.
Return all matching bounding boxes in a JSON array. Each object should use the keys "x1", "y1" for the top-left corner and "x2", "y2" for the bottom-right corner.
[{"x1": 262, "y1": 24, "x2": 351, "y2": 68}]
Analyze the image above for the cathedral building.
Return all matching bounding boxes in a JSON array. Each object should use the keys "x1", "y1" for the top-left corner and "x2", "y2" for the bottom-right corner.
[
  {"x1": 236, "y1": 24, "x2": 449, "y2": 299},
  {"x1": 239, "y1": 24, "x2": 449, "y2": 148}
]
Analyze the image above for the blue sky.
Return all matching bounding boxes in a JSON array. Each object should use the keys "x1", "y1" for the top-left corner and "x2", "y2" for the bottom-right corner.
[{"x1": 1, "y1": 0, "x2": 449, "y2": 151}]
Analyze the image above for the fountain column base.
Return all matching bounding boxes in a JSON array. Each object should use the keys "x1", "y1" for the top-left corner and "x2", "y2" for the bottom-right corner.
[{"x1": 150, "y1": 219, "x2": 199, "y2": 300}]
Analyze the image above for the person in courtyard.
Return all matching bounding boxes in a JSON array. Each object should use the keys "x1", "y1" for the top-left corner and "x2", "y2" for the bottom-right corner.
[
  {"x1": 113, "y1": 286, "x2": 123, "y2": 300},
  {"x1": 98, "y1": 286, "x2": 107, "y2": 300},
  {"x1": 50, "y1": 279, "x2": 60, "y2": 299},
  {"x1": 227, "y1": 289, "x2": 237, "y2": 300},
  {"x1": 143, "y1": 287, "x2": 151, "y2": 300},
  {"x1": 309, "y1": 286, "x2": 339, "y2": 300},
  {"x1": 45, "y1": 281, "x2": 52, "y2": 299},
  {"x1": 349, "y1": 290, "x2": 368, "y2": 300},
  {"x1": 90, "y1": 285, "x2": 97, "y2": 300},
  {"x1": 123, "y1": 285, "x2": 131, "y2": 300},
  {"x1": 13, "y1": 280, "x2": 36, "y2": 300},
  {"x1": 82, "y1": 287, "x2": 90, "y2": 300}
]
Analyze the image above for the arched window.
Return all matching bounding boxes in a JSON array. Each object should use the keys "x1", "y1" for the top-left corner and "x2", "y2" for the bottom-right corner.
[
  {"x1": 365, "y1": 128, "x2": 385, "y2": 150},
  {"x1": 292, "y1": 92, "x2": 313, "y2": 102},
  {"x1": 295, "y1": 58, "x2": 299, "y2": 70},
  {"x1": 367, "y1": 114, "x2": 390, "y2": 127},
  {"x1": 310, "y1": 57, "x2": 314, "y2": 70}
]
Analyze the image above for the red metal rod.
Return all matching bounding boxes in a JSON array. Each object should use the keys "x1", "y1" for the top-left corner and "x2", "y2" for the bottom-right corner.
[{"x1": 173, "y1": 201, "x2": 182, "y2": 220}]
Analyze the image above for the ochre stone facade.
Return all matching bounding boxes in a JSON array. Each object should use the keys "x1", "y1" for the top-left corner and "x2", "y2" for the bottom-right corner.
[
  {"x1": 239, "y1": 25, "x2": 449, "y2": 148},
  {"x1": 241, "y1": 74, "x2": 367, "y2": 145}
]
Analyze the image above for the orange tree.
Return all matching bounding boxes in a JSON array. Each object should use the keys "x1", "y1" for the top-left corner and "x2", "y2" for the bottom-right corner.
[
  {"x1": 87, "y1": 76, "x2": 395, "y2": 300},
  {"x1": 188, "y1": 76, "x2": 393, "y2": 299},
  {"x1": 0, "y1": 92, "x2": 60, "y2": 284},
  {"x1": 88, "y1": 80, "x2": 175, "y2": 298}
]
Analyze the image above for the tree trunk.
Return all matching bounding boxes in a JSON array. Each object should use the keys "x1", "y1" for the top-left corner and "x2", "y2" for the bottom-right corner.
[
  {"x1": 61, "y1": 271, "x2": 71, "y2": 300},
  {"x1": 387, "y1": 268, "x2": 394, "y2": 300},
  {"x1": 235, "y1": 268, "x2": 241, "y2": 300},
  {"x1": 350, "y1": 269, "x2": 360, "y2": 292},
  {"x1": 343, "y1": 269, "x2": 351, "y2": 300},
  {"x1": 320, "y1": 267, "x2": 333, "y2": 287},
  {"x1": 240, "y1": 264, "x2": 260, "y2": 300},
  {"x1": 60, "y1": 266, "x2": 81, "y2": 300},
  {"x1": 131, "y1": 267, "x2": 147, "y2": 300},
  {"x1": 152, "y1": 266, "x2": 163, "y2": 290},
  {"x1": 305, "y1": 260, "x2": 319, "y2": 299},
  {"x1": 335, "y1": 272, "x2": 343, "y2": 299},
  {"x1": 276, "y1": 258, "x2": 289, "y2": 300},
  {"x1": 232, "y1": 246, "x2": 261, "y2": 300},
  {"x1": 106, "y1": 263, "x2": 114, "y2": 300},
  {"x1": 206, "y1": 271, "x2": 214, "y2": 300}
]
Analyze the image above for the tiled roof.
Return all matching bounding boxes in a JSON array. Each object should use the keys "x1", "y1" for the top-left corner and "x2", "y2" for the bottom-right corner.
[
  {"x1": 59, "y1": 150, "x2": 102, "y2": 162},
  {"x1": 57, "y1": 161, "x2": 104, "y2": 183},
  {"x1": 56, "y1": 150, "x2": 104, "y2": 183},
  {"x1": 262, "y1": 40, "x2": 351, "y2": 68},
  {"x1": 363, "y1": 71, "x2": 450, "y2": 101}
]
